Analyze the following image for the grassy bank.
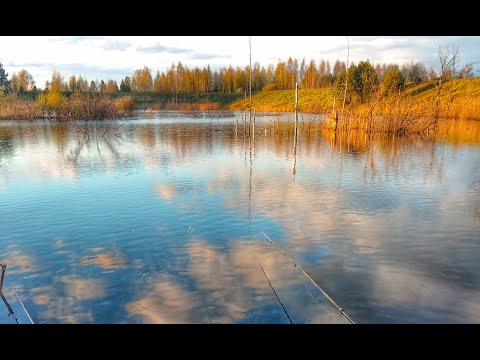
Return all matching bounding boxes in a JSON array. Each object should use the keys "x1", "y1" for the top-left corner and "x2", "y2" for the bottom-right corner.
[
  {"x1": 2, "y1": 78, "x2": 479, "y2": 129},
  {"x1": 230, "y1": 79, "x2": 480, "y2": 115},
  {"x1": 229, "y1": 88, "x2": 333, "y2": 113},
  {"x1": 229, "y1": 78, "x2": 480, "y2": 133}
]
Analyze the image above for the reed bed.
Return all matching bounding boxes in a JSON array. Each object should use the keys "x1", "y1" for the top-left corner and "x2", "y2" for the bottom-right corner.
[
  {"x1": 0, "y1": 97, "x2": 43, "y2": 120},
  {"x1": 322, "y1": 91, "x2": 480, "y2": 134},
  {"x1": 0, "y1": 93, "x2": 134, "y2": 120}
]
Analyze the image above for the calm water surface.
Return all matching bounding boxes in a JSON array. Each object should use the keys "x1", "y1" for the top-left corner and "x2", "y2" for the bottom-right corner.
[{"x1": 1, "y1": 112, "x2": 479, "y2": 324}]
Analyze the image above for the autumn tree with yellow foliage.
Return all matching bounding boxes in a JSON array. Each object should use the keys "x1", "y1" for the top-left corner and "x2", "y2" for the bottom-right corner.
[
  {"x1": 132, "y1": 66, "x2": 153, "y2": 92},
  {"x1": 10, "y1": 69, "x2": 35, "y2": 93},
  {"x1": 106, "y1": 80, "x2": 118, "y2": 92}
]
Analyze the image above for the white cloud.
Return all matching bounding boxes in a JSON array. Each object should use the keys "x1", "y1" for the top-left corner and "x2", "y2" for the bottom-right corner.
[{"x1": 1, "y1": 36, "x2": 479, "y2": 89}]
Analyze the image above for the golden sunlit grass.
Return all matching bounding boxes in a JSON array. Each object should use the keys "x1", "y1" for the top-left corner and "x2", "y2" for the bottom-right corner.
[
  {"x1": 230, "y1": 88, "x2": 333, "y2": 113},
  {"x1": 230, "y1": 78, "x2": 480, "y2": 134},
  {"x1": 405, "y1": 78, "x2": 480, "y2": 99}
]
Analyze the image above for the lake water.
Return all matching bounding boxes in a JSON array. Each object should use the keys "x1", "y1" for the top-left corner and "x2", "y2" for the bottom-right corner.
[{"x1": 1, "y1": 112, "x2": 479, "y2": 324}]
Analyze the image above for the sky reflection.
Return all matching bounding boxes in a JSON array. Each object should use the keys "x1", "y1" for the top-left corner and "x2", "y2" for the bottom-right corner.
[{"x1": 0, "y1": 116, "x2": 479, "y2": 323}]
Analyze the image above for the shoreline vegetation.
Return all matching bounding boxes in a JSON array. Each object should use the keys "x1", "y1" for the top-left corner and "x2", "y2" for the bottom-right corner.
[
  {"x1": 1, "y1": 78, "x2": 479, "y2": 134},
  {"x1": 0, "y1": 92, "x2": 240, "y2": 120},
  {"x1": 230, "y1": 78, "x2": 480, "y2": 134},
  {"x1": 1, "y1": 46, "x2": 479, "y2": 134},
  {"x1": 0, "y1": 92, "x2": 135, "y2": 121}
]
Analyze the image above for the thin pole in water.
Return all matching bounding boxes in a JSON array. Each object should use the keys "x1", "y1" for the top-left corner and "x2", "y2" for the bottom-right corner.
[
  {"x1": 252, "y1": 106, "x2": 255, "y2": 153},
  {"x1": 340, "y1": 36, "x2": 350, "y2": 131},
  {"x1": 244, "y1": 91, "x2": 247, "y2": 136},
  {"x1": 293, "y1": 82, "x2": 299, "y2": 180},
  {"x1": 249, "y1": 36, "x2": 253, "y2": 136},
  {"x1": 294, "y1": 81, "x2": 299, "y2": 151}
]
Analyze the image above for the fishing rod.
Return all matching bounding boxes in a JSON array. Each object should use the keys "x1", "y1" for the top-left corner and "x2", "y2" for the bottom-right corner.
[
  {"x1": 0, "y1": 262, "x2": 34, "y2": 324},
  {"x1": 1, "y1": 263, "x2": 19, "y2": 323},
  {"x1": 260, "y1": 231, "x2": 355, "y2": 324}
]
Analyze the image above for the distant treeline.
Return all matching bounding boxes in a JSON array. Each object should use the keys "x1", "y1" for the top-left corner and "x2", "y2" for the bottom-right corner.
[
  {"x1": 1, "y1": 46, "x2": 479, "y2": 130},
  {"x1": 1, "y1": 55, "x2": 477, "y2": 97}
]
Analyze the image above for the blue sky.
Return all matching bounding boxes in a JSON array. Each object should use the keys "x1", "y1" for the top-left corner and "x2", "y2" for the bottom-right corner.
[{"x1": 1, "y1": 36, "x2": 479, "y2": 89}]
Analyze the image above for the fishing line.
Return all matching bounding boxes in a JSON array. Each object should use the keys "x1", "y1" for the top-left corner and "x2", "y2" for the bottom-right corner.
[
  {"x1": 259, "y1": 262, "x2": 293, "y2": 324},
  {"x1": 8, "y1": 275, "x2": 35, "y2": 324},
  {"x1": 260, "y1": 231, "x2": 355, "y2": 324},
  {"x1": 256, "y1": 232, "x2": 339, "y2": 323},
  {"x1": 245, "y1": 121, "x2": 355, "y2": 324}
]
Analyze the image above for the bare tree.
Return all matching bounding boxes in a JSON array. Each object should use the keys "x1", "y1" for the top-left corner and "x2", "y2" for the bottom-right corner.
[
  {"x1": 459, "y1": 63, "x2": 476, "y2": 78},
  {"x1": 447, "y1": 46, "x2": 460, "y2": 118},
  {"x1": 435, "y1": 45, "x2": 460, "y2": 123},
  {"x1": 427, "y1": 66, "x2": 437, "y2": 81}
]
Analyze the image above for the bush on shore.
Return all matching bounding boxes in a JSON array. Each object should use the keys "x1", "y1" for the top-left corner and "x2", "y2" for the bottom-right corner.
[{"x1": 0, "y1": 92, "x2": 134, "y2": 120}]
